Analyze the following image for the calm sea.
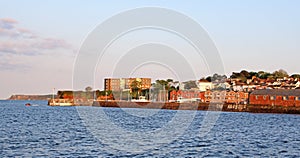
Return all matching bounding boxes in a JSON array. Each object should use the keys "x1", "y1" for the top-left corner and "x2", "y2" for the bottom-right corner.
[{"x1": 1, "y1": 100, "x2": 300, "y2": 157}]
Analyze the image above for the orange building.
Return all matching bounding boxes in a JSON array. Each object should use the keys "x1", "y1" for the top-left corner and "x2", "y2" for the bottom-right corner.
[
  {"x1": 170, "y1": 90, "x2": 249, "y2": 104},
  {"x1": 169, "y1": 90, "x2": 203, "y2": 101},
  {"x1": 204, "y1": 90, "x2": 226, "y2": 103},
  {"x1": 249, "y1": 89, "x2": 300, "y2": 106},
  {"x1": 204, "y1": 90, "x2": 248, "y2": 104},
  {"x1": 225, "y1": 91, "x2": 249, "y2": 104}
]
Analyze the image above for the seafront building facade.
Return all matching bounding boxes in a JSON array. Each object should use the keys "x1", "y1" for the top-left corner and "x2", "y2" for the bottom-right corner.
[
  {"x1": 169, "y1": 90, "x2": 203, "y2": 102},
  {"x1": 170, "y1": 90, "x2": 249, "y2": 104},
  {"x1": 104, "y1": 78, "x2": 151, "y2": 92},
  {"x1": 249, "y1": 89, "x2": 300, "y2": 106},
  {"x1": 102, "y1": 76, "x2": 300, "y2": 105},
  {"x1": 53, "y1": 74, "x2": 300, "y2": 107}
]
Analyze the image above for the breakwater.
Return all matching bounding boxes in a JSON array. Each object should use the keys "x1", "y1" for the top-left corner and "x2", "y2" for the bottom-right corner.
[{"x1": 92, "y1": 101, "x2": 300, "y2": 114}]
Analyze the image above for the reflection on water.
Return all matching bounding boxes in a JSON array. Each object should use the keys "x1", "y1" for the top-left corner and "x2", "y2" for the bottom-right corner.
[{"x1": 1, "y1": 100, "x2": 300, "y2": 157}]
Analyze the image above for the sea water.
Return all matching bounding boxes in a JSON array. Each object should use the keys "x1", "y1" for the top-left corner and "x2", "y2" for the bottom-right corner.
[{"x1": 1, "y1": 100, "x2": 300, "y2": 157}]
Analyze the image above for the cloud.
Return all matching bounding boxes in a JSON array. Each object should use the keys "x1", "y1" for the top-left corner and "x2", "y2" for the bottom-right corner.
[
  {"x1": 0, "y1": 18, "x2": 74, "y2": 71},
  {"x1": 37, "y1": 38, "x2": 71, "y2": 50},
  {"x1": 0, "y1": 17, "x2": 72, "y2": 56},
  {"x1": 0, "y1": 18, "x2": 36, "y2": 39},
  {"x1": 0, "y1": 18, "x2": 18, "y2": 30},
  {"x1": 1, "y1": 18, "x2": 18, "y2": 24},
  {"x1": 0, "y1": 39, "x2": 71, "y2": 56},
  {"x1": 0, "y1": 42, "x2": 41, "y2": 55}
]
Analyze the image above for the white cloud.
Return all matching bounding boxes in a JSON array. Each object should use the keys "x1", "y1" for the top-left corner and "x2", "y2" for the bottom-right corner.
[{"x1": 0, "y1": 18, "x2": 73, "y2": 71}]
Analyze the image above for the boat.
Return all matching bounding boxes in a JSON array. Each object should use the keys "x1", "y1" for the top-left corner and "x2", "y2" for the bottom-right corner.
[
  {"x1": 48, "y1": 99, "x2": 74, "y2": 106},
  {"x1": 25, "y1": 103, "x2": 31, "y2": 106},
  {"x1": 131, "y1": 96, "x2": 149, "y2": 102}
]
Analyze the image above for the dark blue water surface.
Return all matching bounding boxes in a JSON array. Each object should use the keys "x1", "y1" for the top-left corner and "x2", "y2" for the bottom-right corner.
[{"x1": 1, "y1": 100, "x2": 300, "y2": 157}]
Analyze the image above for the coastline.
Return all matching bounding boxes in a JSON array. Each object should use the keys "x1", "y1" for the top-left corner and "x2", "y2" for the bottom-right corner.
[{"x1": 47, "y1": 99, "x2": 300, "y2": 115}]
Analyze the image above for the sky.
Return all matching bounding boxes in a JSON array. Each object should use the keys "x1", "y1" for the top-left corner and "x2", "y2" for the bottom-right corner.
[{"x1": 0, "y1": 0, "x2": 299, "y2": 99}]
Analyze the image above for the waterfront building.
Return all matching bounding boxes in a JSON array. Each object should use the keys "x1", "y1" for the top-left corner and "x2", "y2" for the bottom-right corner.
[
  {"x1": 196, "y1": 80, "x2": 212, "y2": 91},
  {"x1": 169, "y1": 90, "x2": 203, "y2": 102},
  {"x1": 170, "y1": 90, "x2": 248, "y2": 104},
  {"x1": 104, "y1": 78, "x2": 151, "y2": 91},
  {"x1": 204, "y1": 90, "x2": 226, "y2": 103},
  {"x1": 225, "y1": 91, "x2": 249, "y2": 104},
  {"x1": 249, "y1": 89, "x2": 300, "y2": 106}
]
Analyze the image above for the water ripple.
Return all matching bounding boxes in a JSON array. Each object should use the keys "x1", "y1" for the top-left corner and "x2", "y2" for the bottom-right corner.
[{"x1": 1, "y1": 101, "x2": 300, "y2": 157}]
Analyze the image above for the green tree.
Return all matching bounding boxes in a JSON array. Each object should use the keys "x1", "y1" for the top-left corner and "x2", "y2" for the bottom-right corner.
[
  {"x1": 85, "y1": 86, "x2": 93, "y2": 92},
  {"x1": 240, "y1": 70, "x2": 251, "y2": 79},
  {"x1": 205, "y1": 76, "x2": 212, "y2": 82},
  {"x1": 212, "y1": 73, "x2": 227, "y2": 82},
  {"x1": 166, "y1": 79, "x2": 173, "y2": 83},
  {"x1": 184, "y1": 80, "x2": 198, "y2": 90},
  {"x1": 249, "y1": 71, "x2": 258, "y2": 78},
  {"x1": 130, "y1": 80, "x2": 141, "y2": 99},
  {"x1": 258, "y1": 71, "x2": 271, "y2": 79},
  {"x1": 291, "y1": 74, "x2": 300, "y2": 79},
  {"x1": 205, "y1": 74, "x2": 227, "y2": 82},
  {"x1": 154, "y1": 80, "x2": 169, "y2": 90},
  {"x1": 169, "y1": 86, "x2": 177, "y2": 92},
  {"x1": 230, "y1": 72, "x2": 239, "y2": 79},
  {"x1": 239, "y1": 76, "x2": 247, "y2": 83},
  {"x1": 99, "y1": 90, "x2": 112, "y2": 96},
  {"x1": 151, "y1": 80, "x2": 170, "y2": 100},
  {"x1": 230, "y1": 70, "x2": 250, "y2": 83}
]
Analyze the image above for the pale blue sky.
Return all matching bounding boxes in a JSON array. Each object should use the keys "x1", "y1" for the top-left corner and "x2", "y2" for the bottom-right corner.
[{"x1": 0, "y1": 0, "x2": 299, "y2": 98}]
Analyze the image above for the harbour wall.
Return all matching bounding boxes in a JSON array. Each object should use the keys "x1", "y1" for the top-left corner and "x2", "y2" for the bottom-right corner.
[{"x1": 91, "y1": 101, "x2": 300, "y2": 114}]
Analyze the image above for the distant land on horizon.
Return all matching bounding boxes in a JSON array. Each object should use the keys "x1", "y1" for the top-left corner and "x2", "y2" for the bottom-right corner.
[{"x1": 7, "y1": 94, "x2": 56, "y2": 101}]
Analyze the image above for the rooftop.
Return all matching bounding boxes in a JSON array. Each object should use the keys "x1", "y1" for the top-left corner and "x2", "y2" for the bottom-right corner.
[{"x1": 251, "y1": 89, "x2": 300, "y2": 96}]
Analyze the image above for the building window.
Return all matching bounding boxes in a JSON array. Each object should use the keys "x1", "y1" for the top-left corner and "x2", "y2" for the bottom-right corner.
[
  {"x1": 283, "y1": 96, "x2": 289, "y2": 100},
  {"x1": 295, "y1": 97, "x2": 299, "y2": 101},
  {"x1": 270, "y1": 96, "x2": 275, "y2": 100},
  {"x1": 255, "y1": 95, "x2": 258, "y2": 100},
  {"x1": 263, "y1": 95, "x2": 267, "y2": 100}
]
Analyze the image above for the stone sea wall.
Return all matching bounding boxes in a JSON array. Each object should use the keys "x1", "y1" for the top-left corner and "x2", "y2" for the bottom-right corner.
[{"x1": 92, "y1": 101, "x2": 300, "y2": 114}]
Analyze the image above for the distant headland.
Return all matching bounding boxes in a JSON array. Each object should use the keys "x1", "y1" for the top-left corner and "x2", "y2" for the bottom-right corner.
[{"x1": 7, "y1": 94, "x2": 56, "y2": 100}]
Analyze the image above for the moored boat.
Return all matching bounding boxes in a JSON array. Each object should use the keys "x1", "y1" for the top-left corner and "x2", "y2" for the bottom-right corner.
[{"x1": 48, "y1": 99, "x2": 74, "y2": 106}]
